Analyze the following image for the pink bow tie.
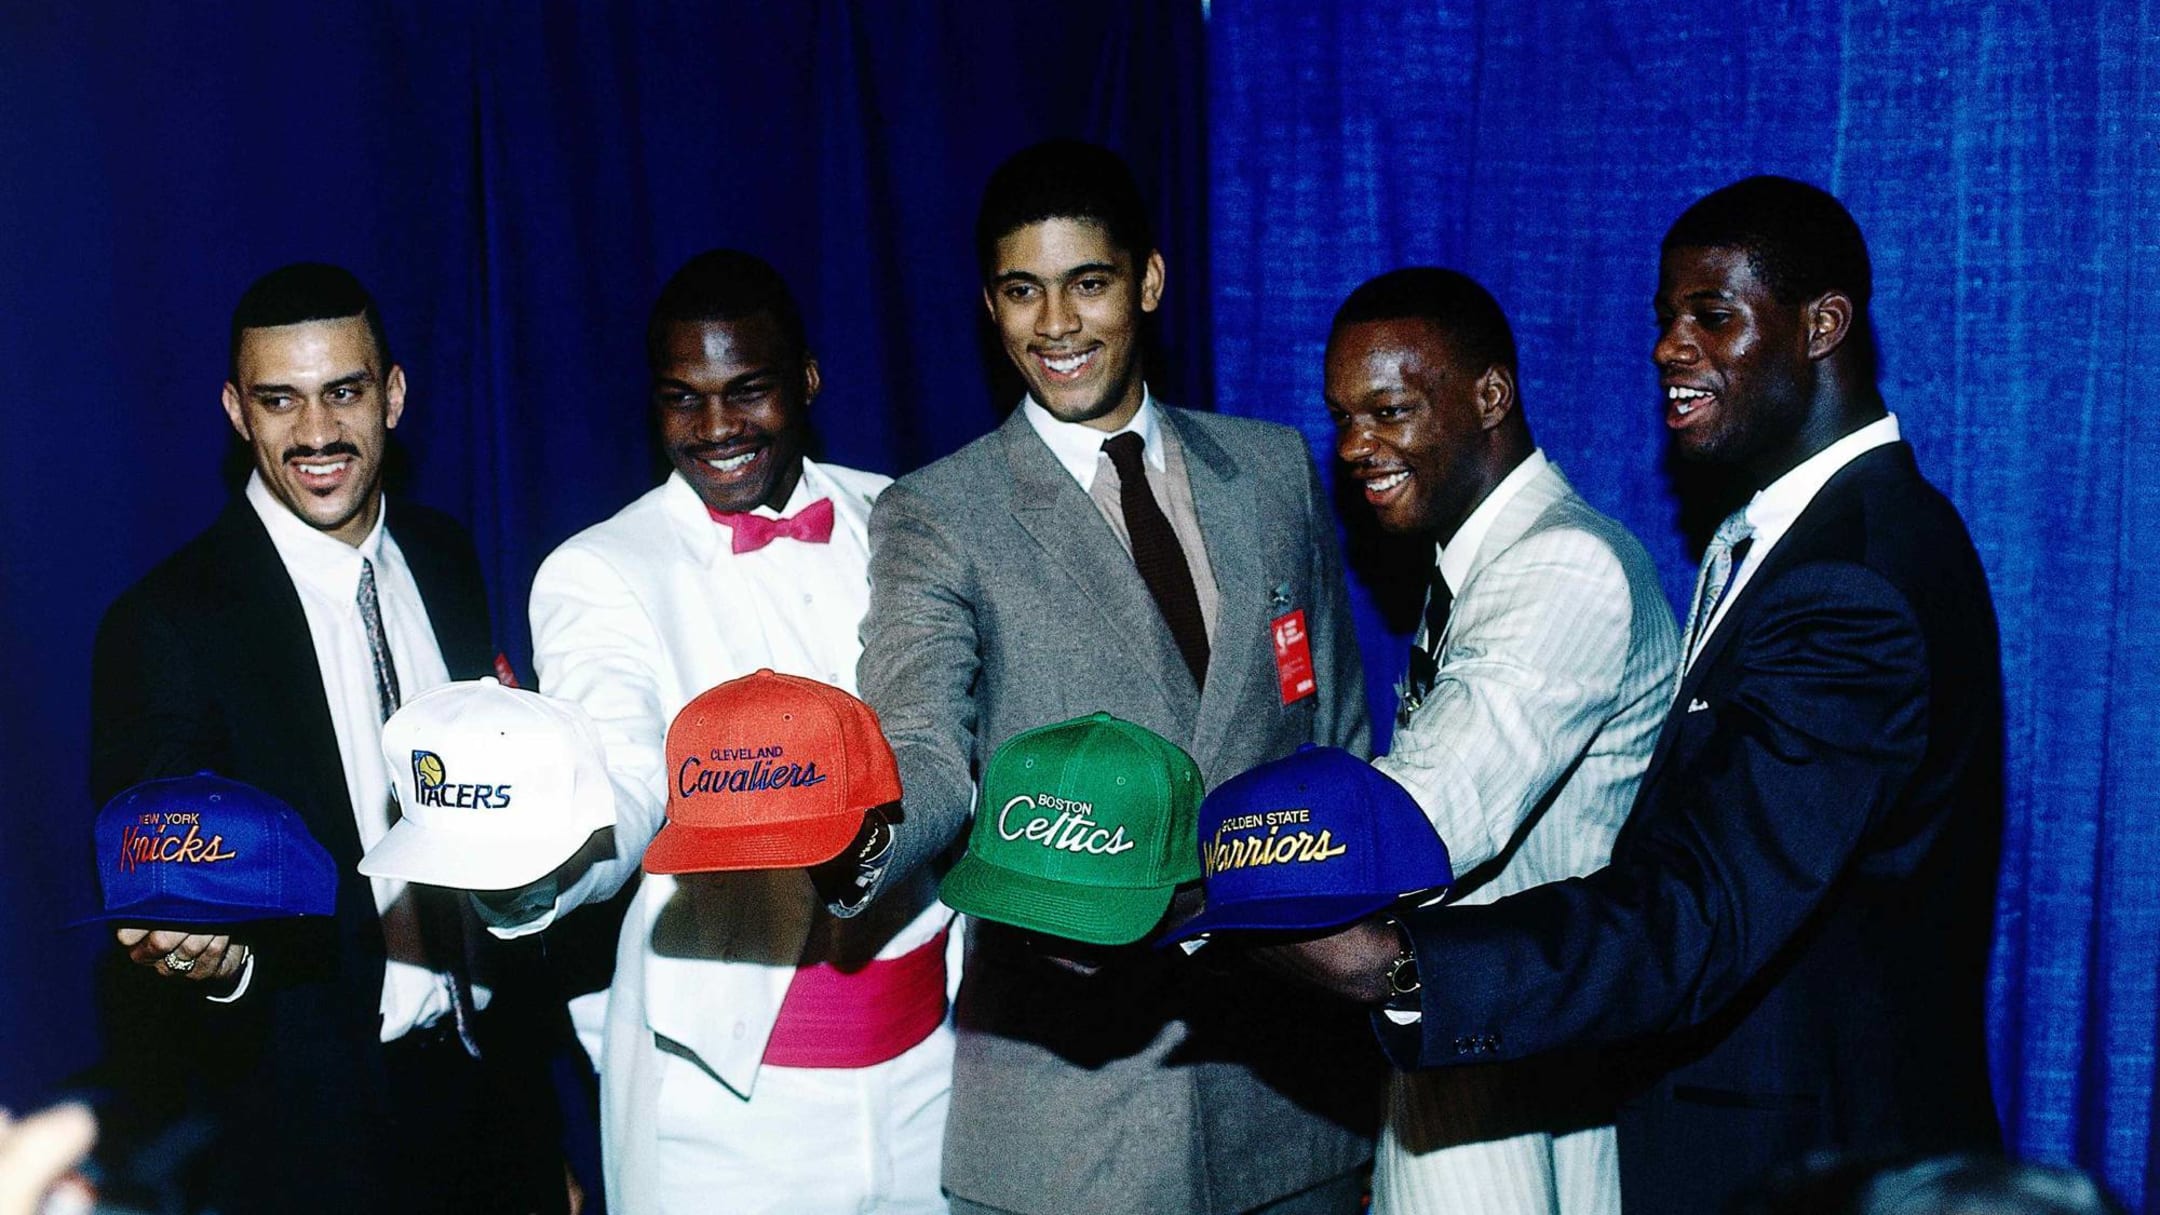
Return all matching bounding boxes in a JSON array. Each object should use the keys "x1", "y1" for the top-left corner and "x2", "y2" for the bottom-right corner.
[{"x1": 709, "y1": 497, "x2": 835, "y2": 553}]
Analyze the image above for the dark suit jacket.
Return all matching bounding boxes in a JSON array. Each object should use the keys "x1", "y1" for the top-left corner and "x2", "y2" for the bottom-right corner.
[
  {"x1": 87, "y1": 497, "x2": 554, "y2": 1215},
  {"x1": 1381, "y1": 443, "x2": 2004, "y2": 1213}
]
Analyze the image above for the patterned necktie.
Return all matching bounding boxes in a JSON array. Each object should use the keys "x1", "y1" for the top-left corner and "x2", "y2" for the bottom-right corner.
[
  {"x1": 708, "y1": 497, "x2": 836, "y2": 553},
  {"x1": 1103, "y1": 432, "x2": 1210, "y2": 688},
  {"x1": 1403, "y1": 562, "x2": 1455, "y2": 711},
  {"x1": 359, "y1": 557, "x2": 481, "y2": 1059},
  {"x1": 1680, "y1": 509, "x2": 1756, "y2": 672},
  {"x1": 357, "y1": 559, "x2": 401, "y2": 723}
]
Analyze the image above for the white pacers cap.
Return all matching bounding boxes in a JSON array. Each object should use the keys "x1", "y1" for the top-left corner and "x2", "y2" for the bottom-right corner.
[{"x1": 361, "y1": 677, "x2": 615, "y2": 890}]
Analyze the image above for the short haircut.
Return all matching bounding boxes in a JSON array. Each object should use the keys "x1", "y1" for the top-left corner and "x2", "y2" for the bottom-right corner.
[
  {"x1": 647, "y1": 249, "x2": 808, "y2": 368},
  {"x1": 228, "y1": 263, "x2": 392, "y2": 384},
  {"x1": 974, "y1": 139, "x2": 1155, "y2": 279},
  {"x1": 1664, "y1": 176, "x2": 1874, "y2": 373},
  {"x1": 1330, "y1": 267, "x2": 1518, "y2": 377}
]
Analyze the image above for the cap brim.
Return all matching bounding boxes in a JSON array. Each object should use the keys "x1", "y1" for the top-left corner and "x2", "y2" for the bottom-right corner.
[
  {"x1": 938, "y1": 852, "x2": 1174, "y2": 947},
  {"x1": 64, "y1": 893, "x2": 330, "y2": 929},
  {"x1": 1160, "y1": 891, "x2": 1401, "y2": 945},
  {"x1": 357, "y1": 818, "x2": 600, "y2": 891},
  {"x1": 642, "y1": 811, "x2": 860, "y2": 875}
]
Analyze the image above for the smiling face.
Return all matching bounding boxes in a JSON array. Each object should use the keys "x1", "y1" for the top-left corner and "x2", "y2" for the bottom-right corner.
[
  {"x1": 653, "y1": 313, "x2": 818, "y2": 514},
  {"x1": 1654, "y1": 246, "x2": 1821, "y2": 481},
  {"x1": 1325, "y1": 317, "x2": 1507, "y2": 540},
  {"x1": 221, "y1": 316, "x2": 405, "y2": 546},
  {"x1": 985, "y1": 217, "x2": 1164, "y2": 432}
]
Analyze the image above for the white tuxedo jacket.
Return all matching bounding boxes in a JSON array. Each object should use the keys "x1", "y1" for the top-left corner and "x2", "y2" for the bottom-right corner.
[{"x1": 507, "y1": 462, "x2": 952, "y2": 1212}]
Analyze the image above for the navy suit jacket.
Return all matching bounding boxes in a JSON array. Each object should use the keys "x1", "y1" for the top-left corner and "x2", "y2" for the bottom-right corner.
[
  {"x1": 1381, "y1": 442, "x2": 2004, "y2": 1213},
  {"x1": 87, "y1": 497, "x2": 555, "y2": 1214}
]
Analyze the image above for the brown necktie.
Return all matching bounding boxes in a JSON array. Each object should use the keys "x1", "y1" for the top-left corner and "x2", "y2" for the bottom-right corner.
[{"x1": 1102, "y1": 433, "x2": 1210, "y2": 688}]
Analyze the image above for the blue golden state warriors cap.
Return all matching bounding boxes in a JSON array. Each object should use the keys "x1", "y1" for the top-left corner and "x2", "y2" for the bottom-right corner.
[
  {"x1": 79, "y1": 772, "x2": 337, "y2": 925},
  {"x1": 1164, "y1": 744, "x2": 1452, "y2": 943}
]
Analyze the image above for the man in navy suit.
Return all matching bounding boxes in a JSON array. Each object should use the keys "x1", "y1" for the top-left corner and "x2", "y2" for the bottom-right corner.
[{"x1": 1258, "y1": 177, "x2": 2004, "y2": 1213}]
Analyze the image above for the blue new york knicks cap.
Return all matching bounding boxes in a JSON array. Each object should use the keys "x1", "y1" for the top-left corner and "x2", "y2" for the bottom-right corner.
[
  {"x1": 1165, "y1": 744, "x2": 1452, "y2": 943},
  {"x1": 79, "y1": 772, "x2": 337, "y2": 925}
]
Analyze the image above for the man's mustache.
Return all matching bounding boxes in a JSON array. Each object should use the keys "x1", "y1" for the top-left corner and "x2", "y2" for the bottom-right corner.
[{"x1": 279, "y1": 441, "x2": 363, "y2": 463}]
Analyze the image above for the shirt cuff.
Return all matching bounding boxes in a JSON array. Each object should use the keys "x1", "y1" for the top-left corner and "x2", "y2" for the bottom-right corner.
[
  {"x1": 206, "y1": 951, "x2": 257, "y2": 1004},
  {"x1": 471, "y1": 877, "x2": 562, "y2": 938}
]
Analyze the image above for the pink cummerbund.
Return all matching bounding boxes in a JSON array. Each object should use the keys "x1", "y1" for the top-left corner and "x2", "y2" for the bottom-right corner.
[{"x1": 761, "y1": 929, "x2": 949, "y2": 1069}]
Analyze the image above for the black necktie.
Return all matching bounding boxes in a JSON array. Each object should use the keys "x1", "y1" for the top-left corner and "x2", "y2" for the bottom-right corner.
[
  {"x1": 1102, "y1": 433, "x2": 1210, "y2": 688},
  {"x1": 1405, "y1": 563, "x2": 1454, "y2": 707},
  {"x1": 360, "y1": 557, "x2": 480, "y2": 1059}
]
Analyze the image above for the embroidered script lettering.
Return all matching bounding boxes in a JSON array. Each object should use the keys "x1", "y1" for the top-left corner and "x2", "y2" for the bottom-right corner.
[
  {"x1": 118, "y1": 812, "x2": 238, "y2": 873},
  {"x1": 677, "y1": 752, "x2": 827, "y2": 797},
  {"x1": 1206, "y1": 806, "x2": 1347, "y2": 874},
  {"x1": 996, "y1": 793, "x2": 1136, "y2": 856}
]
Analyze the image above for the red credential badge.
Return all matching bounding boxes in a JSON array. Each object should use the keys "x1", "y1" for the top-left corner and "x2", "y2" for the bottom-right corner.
[{"x1": 1271, "y1": 609, "x2": 1317, "y2": 704}]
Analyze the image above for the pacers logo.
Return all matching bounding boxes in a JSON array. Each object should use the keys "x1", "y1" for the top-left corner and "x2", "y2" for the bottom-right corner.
[
  {"x1": 413, "y1": 750, "x2": 447, "y2": 797},
  {"x1": 409, "y1": 749, "x2": 512, "y2": 810}
]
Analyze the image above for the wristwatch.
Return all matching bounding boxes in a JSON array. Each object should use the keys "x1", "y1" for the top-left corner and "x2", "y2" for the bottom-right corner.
[{"x1": 1383, "y1": 917, "x2": 1420, "y2": 1001}]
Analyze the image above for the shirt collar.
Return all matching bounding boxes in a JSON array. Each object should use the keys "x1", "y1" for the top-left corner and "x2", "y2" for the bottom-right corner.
[
  {"x1": 245, "y1": 470, "x2": 386, "y2": 595},
  {"x1": 1021, "y1": 388, "x2": 1164, "y2": 491},
  {"x1": 1436, "y1": 449, "x2": 1549, "y2": 594},
  {"x1": 1743, "y1": 414, "x2": 1901, "y2": 538}
]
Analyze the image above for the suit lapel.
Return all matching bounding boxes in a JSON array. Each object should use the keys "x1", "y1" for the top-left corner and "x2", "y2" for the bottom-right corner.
[
  {"x1": 393, "y1": 502, "x2": 489, "y2": 680},
  {"x1": 999, "y1": 410, "x2": 1198, "y2": 719},
  {"x1": 1639, "y1": 444, "x2": 1909, "y2": 786},
  {"x1": 1173, "y1": 411, "x2": 1266, "y2": 773},
  {"x1": 206, "y1": 505, "x2": 368, "y2": 871}
]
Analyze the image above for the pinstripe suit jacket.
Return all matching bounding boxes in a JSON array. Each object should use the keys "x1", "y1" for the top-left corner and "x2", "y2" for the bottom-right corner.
[
  {"x1": 1372, "y1": 458, "x2": 1677, "y2": 1215},
  {"x1": 859, "y1": 403, "x2": 1378, "y2": 1215}
]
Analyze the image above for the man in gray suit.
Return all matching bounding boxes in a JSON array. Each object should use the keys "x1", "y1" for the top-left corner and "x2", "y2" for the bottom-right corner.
[
  {"x1": 857, "y1": 139, "x2": 1378, "y2": 1214},
  {"x1": 1322, "y1": 269, "x2": 1677, "y2": 1214}
]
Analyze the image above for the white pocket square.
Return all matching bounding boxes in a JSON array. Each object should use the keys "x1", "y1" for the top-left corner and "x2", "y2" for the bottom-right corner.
[{"x1": 1687, "y1": 698, "x2": 1710, "y2": 713}]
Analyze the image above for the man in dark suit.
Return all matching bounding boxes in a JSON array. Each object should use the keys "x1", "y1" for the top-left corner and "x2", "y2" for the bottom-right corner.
[
  {"x1": 857, "y1": 139, "x2": 1378, "y2": 1214},
  {"x1": 1259, "y1": 177, "x2": 2004, "y2": 1213},
  {"x1": 88, "y1": 264, "x2": 557, "y2": 1214}
]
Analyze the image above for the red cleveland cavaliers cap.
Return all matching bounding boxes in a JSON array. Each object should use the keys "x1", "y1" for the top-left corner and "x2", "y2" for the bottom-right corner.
[{"x1": 643, "y1": 669, "x2": 902, "y2": 875}]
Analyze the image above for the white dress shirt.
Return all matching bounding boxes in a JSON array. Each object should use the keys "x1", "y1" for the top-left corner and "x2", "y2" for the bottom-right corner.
[
  {"x1": 245, "y1": 473, "x2": 465, "y2": 1041},
  {"x1": 1691, "y1": 414, "x2": 1902, "y2": 664}
]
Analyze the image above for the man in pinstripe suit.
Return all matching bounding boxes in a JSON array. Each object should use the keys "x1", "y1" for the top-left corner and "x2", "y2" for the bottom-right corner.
[{"x1": 1321, "y1": 268, "x2": 1679, "y2": 1214}]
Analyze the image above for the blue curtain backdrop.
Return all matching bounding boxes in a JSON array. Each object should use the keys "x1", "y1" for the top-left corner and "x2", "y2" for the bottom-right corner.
[
  {"x1": 0, "y1": 0, "x2": 1204, "y2": 1108},
  {"x1": 1207, "y1": 1, "x2": 2158, "y2": 1207}
]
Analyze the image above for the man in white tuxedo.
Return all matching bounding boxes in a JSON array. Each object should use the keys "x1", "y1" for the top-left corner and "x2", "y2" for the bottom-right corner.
[
  {"x1": 477, "y1": 250, "x2": 953, "y2": 1214},
  {"x1": 1321, "y1": 268, "x2": 1677, "y2": 1214}
]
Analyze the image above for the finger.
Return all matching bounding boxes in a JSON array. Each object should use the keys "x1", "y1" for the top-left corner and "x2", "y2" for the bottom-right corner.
[
  {"x1": 0, "y1": 1102, "x2": 97, "y2": 1212},
  {"x1": 200, "y1": 941, "x2": 247, "y2": 983},
  {"x1": 134, "y1": 929, "x2": 190, "y2": 958},
  {"x1": 114, "y1": 927, "x2": 148, "y2": 948},
  {"x1": 172, "y1": 932, "x2": 220, "y2": 962}
]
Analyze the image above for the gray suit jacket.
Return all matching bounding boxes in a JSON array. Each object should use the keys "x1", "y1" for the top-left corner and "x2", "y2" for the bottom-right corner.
[{"x1": 860, "y1": 404, "x2": 1376, "y2": 1214}]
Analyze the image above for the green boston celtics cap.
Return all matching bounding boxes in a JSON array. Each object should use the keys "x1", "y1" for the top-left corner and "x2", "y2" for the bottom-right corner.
[{"x1": 939, "y1": 711, "x2": 1204, "y2": 946}]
